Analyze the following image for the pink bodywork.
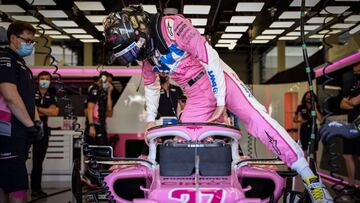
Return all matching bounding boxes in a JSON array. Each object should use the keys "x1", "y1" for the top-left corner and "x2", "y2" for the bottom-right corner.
[{"x1": 104, "y1": 124, "x2": 285, "y2": 203}]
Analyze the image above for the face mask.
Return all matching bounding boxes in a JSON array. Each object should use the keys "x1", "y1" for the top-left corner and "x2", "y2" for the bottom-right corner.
[
  {"x1": 101, "y1": 75, "x2": 108, "y2": 90},
  {"x1": 102, "y1": 82, "x2": 109, "y2": 90},
  {"x1": 39, "y1": 80, "x2": 50, "y2": 89},
  {"x1": 16, "y1": 42, "x2": 34, "y2": 57}
]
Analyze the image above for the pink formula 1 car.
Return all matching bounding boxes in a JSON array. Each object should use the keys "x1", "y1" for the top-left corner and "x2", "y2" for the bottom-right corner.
[{"x1": 73, "y1": 123, "x2": 302, "y2": 203}]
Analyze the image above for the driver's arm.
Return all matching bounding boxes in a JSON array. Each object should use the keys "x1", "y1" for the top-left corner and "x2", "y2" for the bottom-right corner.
[
  {"x1": 143, "y1": 60, "x2": 161, "y2": 122},
  {"x1": 172, "y1": 16, "x2": 226, "y2": 107}
]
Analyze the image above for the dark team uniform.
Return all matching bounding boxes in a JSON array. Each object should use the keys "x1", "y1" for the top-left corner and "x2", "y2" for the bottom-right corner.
[
  {"x1": 0, "y1": 47, "x2": 35, "y2": 193},
  {"x1": 295, "y1": 104, "x2": 320, "y2": 151},
  {"x1": 85, "y1": 84, "x2": 108, "y2": 145},
  {"x1": 31, "y1": 88, "x2": 57, "y2": 192},
  {"x1": 343, "y1": 76, "x2": 360, "y2": 156},
  {"x1": 156, "y1": 84, "x2": 183, "y2": 119}
]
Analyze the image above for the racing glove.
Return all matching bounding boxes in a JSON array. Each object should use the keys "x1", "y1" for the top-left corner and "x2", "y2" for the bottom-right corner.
[
  {"x1": 27, "y1": 120, "x2": 44, "y2": 142},
  {"x1": 320, "y1": 120, "x2": 360, "y2": 143}
]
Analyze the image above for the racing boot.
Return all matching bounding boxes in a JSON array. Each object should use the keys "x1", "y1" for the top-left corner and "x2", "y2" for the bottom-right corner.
[{"x1": 304, "y1": 175, "x2": 334, "y2": 203}]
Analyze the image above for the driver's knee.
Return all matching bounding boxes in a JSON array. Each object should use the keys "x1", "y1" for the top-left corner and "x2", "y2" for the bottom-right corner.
[{"x1": 8, "y1": 191, "x2": 27, "y2": 203}]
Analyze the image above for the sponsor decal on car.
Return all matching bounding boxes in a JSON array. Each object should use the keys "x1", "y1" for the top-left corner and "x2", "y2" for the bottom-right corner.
[{"x1": 169, "y1": 188, "x2": 226, "y2": 203}]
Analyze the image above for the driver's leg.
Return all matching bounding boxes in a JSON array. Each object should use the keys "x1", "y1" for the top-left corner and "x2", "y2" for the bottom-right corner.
[{"x1": 223, "y1": 68, "x2": 333, "y2": 202}]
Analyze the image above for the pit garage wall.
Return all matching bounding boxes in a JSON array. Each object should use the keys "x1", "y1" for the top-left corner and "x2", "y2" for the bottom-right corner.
[{"x1": 106, "y1": 74, "x2": 147, "y2": 134}]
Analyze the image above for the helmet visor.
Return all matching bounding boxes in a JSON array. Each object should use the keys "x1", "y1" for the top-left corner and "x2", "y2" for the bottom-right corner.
[{"x1": 113, "y1": 42, "x2": 140, "y2": 65}]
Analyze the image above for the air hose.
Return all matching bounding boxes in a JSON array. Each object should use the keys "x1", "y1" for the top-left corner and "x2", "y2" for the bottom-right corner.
[
  {"x1": 300, "y1": 0, "x2": 319, "y2": 173},
  {"x1": 247, "y1": 25, "x2": 257, "y2": 158},
  {"x1": 28, "y1": 0, "x2": 87, "y2": 177}
]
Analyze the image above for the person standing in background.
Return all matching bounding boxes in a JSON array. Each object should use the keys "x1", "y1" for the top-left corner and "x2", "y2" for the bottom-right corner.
[
  {"x1": 82, "y1": 71, "x2": 114, "y2": 186},
  {"x1": 339, "y1": 63, "x2": 360, "y2": 194},
  {"x1": 293, "y1": 91, "x2": 323, "y2": 160},
  {"x1": 31, "y1": 71, "x2": 59, "y2": 198},
  {"x1": 156, "y1": 75, "x2": 184, "y2": 119},
  {"x1": 0, "y1": 21, "x2": 43, "y2": 203},
  {"x1": 85, "y1": 71, "x2": 114, "y2": 146}
]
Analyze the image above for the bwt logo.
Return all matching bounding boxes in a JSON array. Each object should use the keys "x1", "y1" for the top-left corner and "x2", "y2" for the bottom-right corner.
[
  {"x1": 207, "y1": 70, "x2": 218, "y2": 93},
  {"x1": 169, "y1": 188, "x2": 226, "y2": 203}
]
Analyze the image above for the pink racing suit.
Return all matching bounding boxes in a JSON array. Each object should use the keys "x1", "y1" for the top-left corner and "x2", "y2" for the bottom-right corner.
[{"x1": 143, "y1": 15, "x2": 307, "y2": 171}]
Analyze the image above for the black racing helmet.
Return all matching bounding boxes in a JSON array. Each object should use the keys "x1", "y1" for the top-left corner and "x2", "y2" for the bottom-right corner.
[{"x1": 103, "y1": 6, "x2": 154, "y2": 65}]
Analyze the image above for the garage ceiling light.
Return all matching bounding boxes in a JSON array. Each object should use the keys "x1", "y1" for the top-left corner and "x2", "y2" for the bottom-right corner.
[
  {"x1": 290, "y1": 0, "x2": 321, "y2": 7},
  {"x1": 142, "y1": 5, "x2": 157, "y2": 14},
  {"x1": 218, "y1": 39, "x2": 237, "y2": 43},
  {"x1": 45, "y1": 30, "x2": 61, "y2": 35},
  {"x1": 256, "y1": 35, "x2": 277, "y2": 40},
  {"x1": 86, "y1": 15, "x2": 107, "y2": 23},
  {"x1": 49, "y1": 35, "x2": 70, "y2": 39},
  {"x1": 269, "y1": 21, "x2": 295, "y2": 28},
  {"x1": 279, "y1": 11, "x2": 301, "y2": 19},
  {"x1": 279, "y1": 36, "x2": 299, "y2": 40},
  {"x1": 318, "y1": 29, "x2": 342, "y2": 34},
  {"x1": 0, "y1": 22, "x2": 11, "y2": 29},
  {"x1": 215, "y1": 44, "x2": 231, "y2": 47},
  {"x1": 331, "y1": 23, "x2": 355, "y2": 29},
  {"x1": 320, "y1": 6, "x2": 350, "y2": 14},
  {"x1": 74, "y1": 1, "x2": 105, "y2": 11},
  {"x1": 81, "y1": 39, "x2": 100, "y2": 43},
  {"x1": 286, "y1": 31, "x2": 308, "y2": 36},
  {"x1": 262, "y1": 29, "x2": 285, "y2": 34},
  {"x1": 34, "y1": 24, "x2": 52, "y2": 29},
  {"x1": 63, "y1": 28, "x2": 86, "y2": 34},
  {"x1": 295, "y1": 25, "x2": 320, "y2": 30},
  {"x1": 53, "y1": 20, "x2": 78, "y2": 27},
  {"x1": 228, "y1": 43, "x2": 237, "y2": 50},
  {"x1": 39, "y1": 10, "x2": 67, "y2": 18},
  {"x1": 345, "y1": 15, "x2": 360, "y2": 22},
  {"x1": 230, "y1": 16, "x2": 256, "y2": 24},
  {"x1": 72, "y1": 34, "x2": 93, "y2": 39},
  {"x1": 251, "y1": 40, "x2": 269, "y2": 44},
  {"x1": 95, "y1": 25, "x2": 104, "y2": 32},
  {"x1": 196, "y1": 28, "x2": 205, "y2": 34},
  {"x1": 190, "y1": 18, "x2": 207, "y2": 26},
  {"x1": 307, "y1": 17, "x2": 333, "y2": 24},
  {"x1": 309, "y1": 34, "x2": 329, "y2": 39},
  {"x1": 25, "y1": 0, "x2": 56, "y2": 5},
  {"x1": 12, "y1": 16, "x2": 39, "y2": 22},
  {"x1": 235, "y1": 2, "x2": 264, "y2": 12},
  {"x1": 350, "y1": 24, "x2": 360, "y2": 34},
  {"x1": 225, "y1": 26, "x2": 248, "y2": 32},
  {"x1": 0, "y1": 5, "x2": 25, "y2": 13},
  {"x1": 221, "y1": 33, "x2": 243, "y2": 38},
  {"x1": 184, "y1": 5, "x2": 211, "y2": 14}
]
